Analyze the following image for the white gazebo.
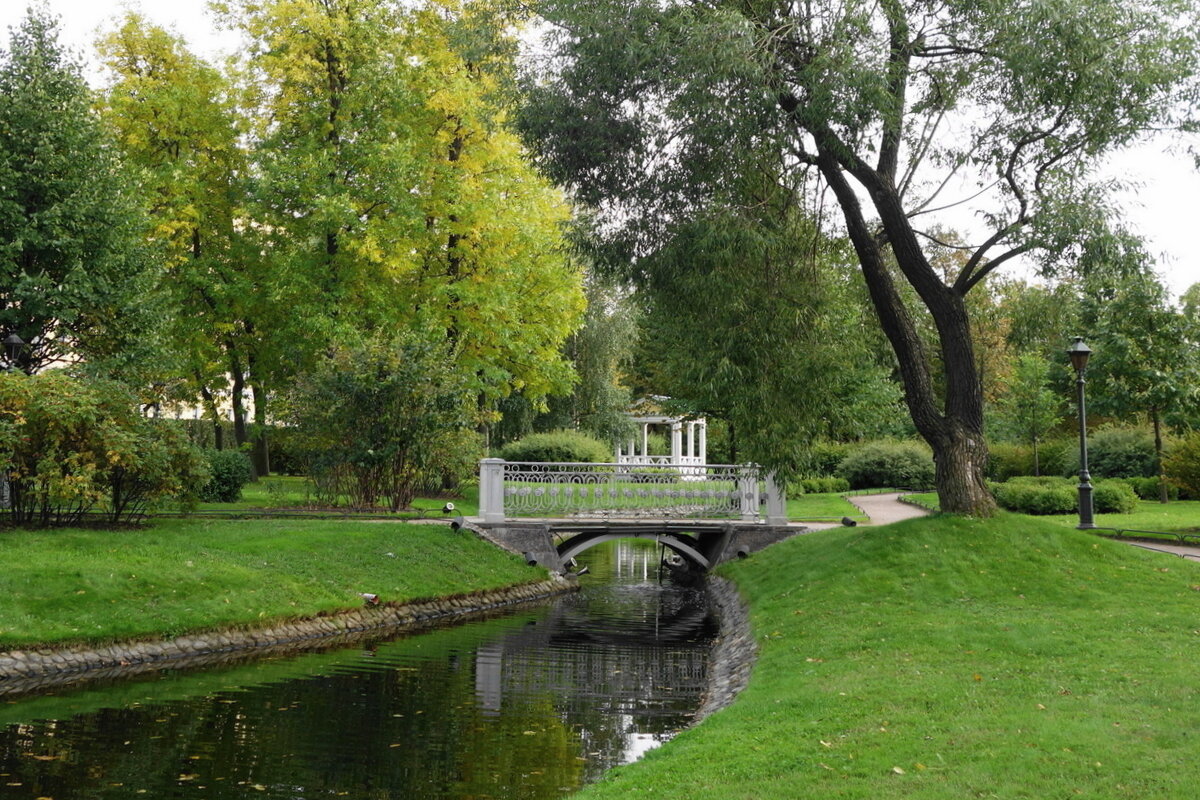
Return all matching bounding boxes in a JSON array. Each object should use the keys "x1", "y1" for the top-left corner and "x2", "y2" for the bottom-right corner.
[{"x1": 615, "y1": 414, "x2": 707, "y2": 473}]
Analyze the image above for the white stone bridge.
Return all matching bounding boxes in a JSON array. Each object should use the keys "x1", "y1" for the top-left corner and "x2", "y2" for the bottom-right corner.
[{"x1": 470, "y1": 459, "x2": 802, "y2": 574}]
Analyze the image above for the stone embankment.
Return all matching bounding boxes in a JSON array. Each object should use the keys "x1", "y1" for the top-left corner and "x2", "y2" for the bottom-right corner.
[
  {"x1": 695, "y1": 575, "x2": 756, "y2": 721},
  {"x1": 0, "y1": 577, "x2": 576, "y2": 697}
]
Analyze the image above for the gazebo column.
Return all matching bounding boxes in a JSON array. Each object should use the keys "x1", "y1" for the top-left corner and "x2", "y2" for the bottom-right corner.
[
  {"x1": 641, "y1": 423, "x2": 649, "y2": 460},
  {"x1": 698, "y1": 421, "x2": 708, "y2": 464},
  {"x1": 670, "y1": 422, "x2": 682, "y2": 465}
]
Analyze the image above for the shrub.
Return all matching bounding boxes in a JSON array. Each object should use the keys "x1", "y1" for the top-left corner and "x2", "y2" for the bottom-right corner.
[
  {"x1": 0, "y1": 372, "x2": 207, "y2": 525},
  {"x1": 199, "y1": 450, "x2": 253, "y2": 503},
  {"x1": 1062, "y1": 426, "x2": 1157, "y2": 479},
  {"x1": 991, "y1": 477, "x2": 1077, "y2": 515},
  {"x1": 1121, "y1": 476, "x2": 1180, "y2": 502},
  {"x1": 284, "y1": 334, "x2": 478, "y2": 511},
  {"x1": 798, "y1": 476, "x2": 851, "y2": 494},
  {"x1": 805, "y1": 441, "x2": 851, "y2": 477},
  {"x1": 992, "y1": 476, "x2": 1137, "y2": 515},
  {"x1": 988, "y1": 439, "x2": 1072, "y2": 481},
  {"x1": 1092, "y1": 480, "x2": 1140, "y2": 513},
  {"x1": 1164, "y1": 432, "x2": 1200, "y2": 499},
  {"x1": 836, "y1": 440, "x2": 935, "y2": 490},
  {"x1": 987, "y1": 442, "x2": 1035, "y2": 481},
  {"x1": 499, "y1": 430, "x2": 613, "y2": 464}
]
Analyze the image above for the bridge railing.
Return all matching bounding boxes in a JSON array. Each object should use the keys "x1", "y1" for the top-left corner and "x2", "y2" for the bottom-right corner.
[{"x1": 478, "y1": 459, "x2": 787, "y2": 524}]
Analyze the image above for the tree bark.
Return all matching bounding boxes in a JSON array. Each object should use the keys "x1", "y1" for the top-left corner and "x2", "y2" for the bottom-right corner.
[
  {"x1": 1153, "y1": 409, "x2": 1168, "y2": 504},
  {"x1": 813, "y1": 146, "x2": 996, "y2": 516},
  {"x1": 251, "y1": 380, "x2": 270, "y2": 478}
]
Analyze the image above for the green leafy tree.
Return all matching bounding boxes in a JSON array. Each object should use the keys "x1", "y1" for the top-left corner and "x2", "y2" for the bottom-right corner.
[
  {"x1": 0, "y1": 8, "x2": 162, "y2": 376},
  {"x1": 524, "y1": 0, "x2": 1200, "y2": 515},
  {"x1": 535, "y1": 273, "x2": 637, "y2": 444},
  {"x1": 1082, "y1": 268, "x2": 1200, "y2": 501},
  {"x1": 217, "y1": 0, "x2": 583, "y2": 450},
  {"x1": 96, "y1": 14, "x2": 260, "y2": 454},
  {"x1": 992, "y1": 353, "x2": 1063, "y2": 476}
]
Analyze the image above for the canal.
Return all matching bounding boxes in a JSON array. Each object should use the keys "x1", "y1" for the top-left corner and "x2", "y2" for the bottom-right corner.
[{"x1": 0, "y1": 539, "x2": 721, "y2": 799}]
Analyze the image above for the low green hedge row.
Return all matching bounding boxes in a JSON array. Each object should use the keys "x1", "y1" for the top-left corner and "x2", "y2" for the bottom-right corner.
[{"x1": 990, "y1": 476, "x2": 1138, "y2": 515}]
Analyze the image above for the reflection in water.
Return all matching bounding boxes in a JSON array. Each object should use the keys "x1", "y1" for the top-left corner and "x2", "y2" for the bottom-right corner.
[{"x1": 0, "y1": 539, "x2": 717, "y2": 799}]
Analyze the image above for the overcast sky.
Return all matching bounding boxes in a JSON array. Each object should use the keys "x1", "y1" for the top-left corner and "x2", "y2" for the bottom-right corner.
[{"x1": 3, "y1": 0, "x2": 1197, "y2": 299}]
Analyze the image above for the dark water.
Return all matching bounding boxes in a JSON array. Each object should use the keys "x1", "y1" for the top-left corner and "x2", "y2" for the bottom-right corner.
[{"x1": 0, "y1": 540, "x2": 718, "y2": 799}]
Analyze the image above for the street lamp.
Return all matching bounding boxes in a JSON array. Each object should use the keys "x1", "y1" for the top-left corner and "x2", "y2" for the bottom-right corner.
[
  {"x1": 1067, "y1": 337, "x2": 1094, "y2": 530},
  {"x1": 2, "y1": 333, "x2": 23, "y2": 371}
]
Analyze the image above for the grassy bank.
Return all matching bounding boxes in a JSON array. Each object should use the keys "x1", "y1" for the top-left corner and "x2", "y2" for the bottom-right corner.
[
  {"x1": 579, "y1": 513, "x2": 1200, "y2": 798},
  {"x1": 0, "y1": 517, "x2": 537, "y2": 649}
]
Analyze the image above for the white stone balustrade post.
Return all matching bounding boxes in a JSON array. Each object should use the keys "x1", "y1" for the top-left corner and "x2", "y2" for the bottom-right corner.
[
  {"x1": 479, "y1": 458, "x2": 506, "y2": 523},
  {"x1": 765, "y1": 472, "x2": 788, "y2": 525},
  {"x1": 739, "y1": 466, "x2": 759, "y2": 521}
]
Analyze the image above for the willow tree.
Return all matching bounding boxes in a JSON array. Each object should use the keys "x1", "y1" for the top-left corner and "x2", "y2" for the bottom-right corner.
[{"x1": 525, "y1": 0, "x2": 1200, "y2": 514}]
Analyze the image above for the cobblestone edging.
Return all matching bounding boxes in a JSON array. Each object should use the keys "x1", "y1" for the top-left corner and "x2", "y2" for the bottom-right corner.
[
  {"x1": 695, "y1": 575, "x2": 757, "y2": 721},
  {"x1": 0, "y1": 577, "x2": 577, "y2": 697}
]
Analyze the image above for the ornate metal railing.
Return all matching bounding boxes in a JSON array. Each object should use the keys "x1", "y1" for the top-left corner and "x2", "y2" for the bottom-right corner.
[{"x1": 478, "y1": 459, "x2": 787, "y2": 523}]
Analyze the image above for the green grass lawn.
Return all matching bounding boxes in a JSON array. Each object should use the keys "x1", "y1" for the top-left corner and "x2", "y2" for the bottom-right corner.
[
  {"x1": 0, "y1": 517, "x2": 537, "y2": 649},
  {"x1": 788, "y1": 492, "x2": 867, "y2": 522},
  {"x1": 578, "y1": 512, "x2": 1200, "y2": 799},
  {"x1": 194, "y1": 475, "x2": 480, "y2": 517}
]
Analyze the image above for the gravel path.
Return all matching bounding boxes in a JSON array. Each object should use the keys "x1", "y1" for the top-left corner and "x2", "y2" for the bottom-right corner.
[{"x1": 846, "y1": 492, "x2": 931, "y2": 525}]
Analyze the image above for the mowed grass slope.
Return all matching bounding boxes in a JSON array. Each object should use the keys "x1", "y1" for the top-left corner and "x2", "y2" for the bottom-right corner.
[
  {"x1": 0, "y1": 518, "x2": 537, "y2": 649},
  {"x1": 580, "y1": 514, "x2": 1200, "y2": 799}
]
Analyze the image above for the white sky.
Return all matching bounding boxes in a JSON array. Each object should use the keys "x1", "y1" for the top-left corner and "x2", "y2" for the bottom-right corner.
[{"x1": 2, "y1": 0, "x2": 1197, "y2": 299}]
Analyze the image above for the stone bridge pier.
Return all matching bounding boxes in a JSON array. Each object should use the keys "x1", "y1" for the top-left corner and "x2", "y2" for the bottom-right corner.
[{"x1": 467, "y1": 520, "x2": 804, "y2": 575}]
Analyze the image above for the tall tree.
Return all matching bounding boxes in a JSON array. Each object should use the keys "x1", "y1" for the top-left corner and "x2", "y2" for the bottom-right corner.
[
  {"x1": 0, "y1": 8, "x2": 161, "y2": 376},
  {"x1": 992, "y1": 353, "x2": 1063, "y2": 476},
  {"x1": 523, "y1": 0, "x2": 1200, "y2": 514},
  {"x1": 1083, "y1": 267, "x2": 1200, "y2": 501},
  {"x1": 96, "y1": 14, "x2": 256, "y2": 451},
  {"x1": 219, "y1": 0, "x2": 583, "y2": 439}
]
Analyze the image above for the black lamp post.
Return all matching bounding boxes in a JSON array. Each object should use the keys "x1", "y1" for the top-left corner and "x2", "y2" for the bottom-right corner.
[
  {"x1": 1067, "y1": 337, "x2": 1094, "y2": 530},
  {"x1": 2, "y1": 333, "x2": 23, "y2": 372}
]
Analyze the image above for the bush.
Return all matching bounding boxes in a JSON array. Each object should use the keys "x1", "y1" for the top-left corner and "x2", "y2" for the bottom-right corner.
[
  {"x1": 1121, "y1": 476, "x2": 1180, "y2": 502},
  {"x1": 987, "y1": 442, "x2": 1035, "y2": 481},
  {"x1": 805, "y1": 441, "x2": 851, "y2": 477},
  {"x1": 1164, "y1": 432, "x2": 1200, "y2": 499},
  {"x1": 0, "y1": 372, "x2": 207, "y2": 525},
  {"x1": 798, "y1": 476, "x2": 851, "y2": 494},
  {"x1": 992, "y1": 476, "x2": 1138, "y2": 515},
  {"x1": 284, "y1": 334, "x2": 478, "y2": 511},
  {"x1": 836, "y1": 440, "x2": 935, "y2": 490},
  {"x1": 199, "y1": 450, "x2": 253, "y2": 503},
  {"x1": 991, "y1": 477, "x2": 1076, "y2": 515},
  {"x1": 1062, "y1": 426, "x2": 1158, "y2": 479},
  {"x1": 499, "y1": 430, "x2": 613, "y2": 464}
]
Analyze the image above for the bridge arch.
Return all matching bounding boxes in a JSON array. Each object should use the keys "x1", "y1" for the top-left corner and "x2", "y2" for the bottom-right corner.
[{"x1": 556, "y1": 531, "x2": 711, "y2": 571}]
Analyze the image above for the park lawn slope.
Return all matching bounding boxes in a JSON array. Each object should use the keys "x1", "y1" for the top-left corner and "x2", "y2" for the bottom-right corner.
[
  {"x1": 579, "y1": 513, "x2": 1200, "y2": 799},
  {"x1": 0, "y1": 518, "x2": 538, "y2": 649}
]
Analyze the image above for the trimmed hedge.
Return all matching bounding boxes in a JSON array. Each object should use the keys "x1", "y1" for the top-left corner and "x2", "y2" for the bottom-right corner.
[
  {"x1": 499, "y1": 430, "x2": 613, "y2": 463},
  {"x1": 797, "y1": 476, "x2": 851, "y2": 494},
  {"x1": 991, "y1": 476, "x2": 1138, "y2": 515},
  {"x1": 837, "y1": 440, "x2": 935, "y2": 490}
]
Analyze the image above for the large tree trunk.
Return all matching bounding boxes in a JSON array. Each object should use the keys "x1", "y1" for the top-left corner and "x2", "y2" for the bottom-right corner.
[
  {"x1": 815, "y1": 149, "x2": 997, "y2": 516},
  {"x1": 229, "y1": 354, "x2": 255, "y2": 481}
]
